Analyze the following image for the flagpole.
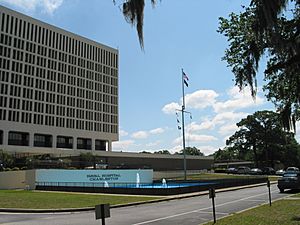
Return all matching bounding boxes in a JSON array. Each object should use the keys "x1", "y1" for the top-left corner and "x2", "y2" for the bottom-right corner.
[{"x1": 181, "y1": 68, "x2": 187, "y2": 181}]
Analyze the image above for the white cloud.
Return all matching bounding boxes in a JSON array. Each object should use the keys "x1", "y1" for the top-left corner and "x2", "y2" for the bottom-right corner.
[
  {"x1": 119, "y1": 129, "x2": 128, "y2": 137},
  {"x1": 118, "y1": 86, "x2": 267, "y2": 154},
  {"x1": 0, "y1": 0, "x2": 37, "y2": 11},
  {"x1": 213, "y1": 111, "x2": 247, "y2": 124},
  {"x1": 185, "y1": 90, "x2": 218, "y2": 109},
  {"x1": 146, "y1": 141, "x2": 161, "y2": 147},
  {"x1": 43, "y1": 0, "x2": 63, "y2": 14},
  {"x1": 131, "y1": 127, "x2": 165, "y2": 139},
  {"x1": 174, "y1": 134, "x2": 217, "y2": 145},
  {"x1": 198, "y1": 146, "x2": 216, "y2": 156},
  {"x1": 186, "y1": 121, "x2": 214, "y2": 132},
  {"x1": 112, "y1": 140, "x2": 135, "y2": 151},
  {"x1": 188, "y1": 112, "x2": 247, "y2": 133},
  {"x1": 162, "y1": 102, "x2": 181, "y2": 114},
  {"x1": 149, "y1": 128, "x2": 165, "y2": 135},
  {"x1": 218, "y1": 123, "x2": 238, "y2": 136},
  {"x1": 162, "y1": 89, "x2": 218, "y2": 114},
  {"x1": 214, "y1": 86, "x2": 264, "y2": 113},
  {"x1": 168, "y1": 145, "x2": 182, "y2": 154},
  {"x1": 131, "y1": 131, "x2": 148, "y2": 139},
  {"x1": 188, "y1": 134, "x2": 218, "y2": 142},
  {"x1": 0, "y1": 0, "x2": 63, "y2": 14}
]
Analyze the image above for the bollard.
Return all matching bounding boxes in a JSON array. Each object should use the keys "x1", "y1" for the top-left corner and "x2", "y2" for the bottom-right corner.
[
  {"x1": 267, "y1": 180, "x2": 272, "y2": 206},
  {"x1": 209, "y1": 188, "x2": 216, "y2": 223}
]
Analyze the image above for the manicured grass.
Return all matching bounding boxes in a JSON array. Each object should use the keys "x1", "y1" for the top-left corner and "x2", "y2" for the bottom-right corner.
[
  {"x1": 204, "y1": 199, "x2": 300, "y2": 225},
  {"x1": 268, "y1": 176, "x2": 280, "y2": 182},
  {"x1": 294, "y1": 193, "x2": 300, "y2": 198},
  {"x1": 176, "y1": 173, "x2": 265, "y2": 180},
  {"x1": 0, "y1": 190, "x2": 161, "y2": 209},
  {"x1": 173, "y1": 173, "x2": 279, "y2": 182}
]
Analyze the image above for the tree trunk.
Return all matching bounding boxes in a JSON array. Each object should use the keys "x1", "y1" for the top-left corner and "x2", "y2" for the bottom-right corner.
[{"x1": 253, "y1": 140, "x2": 258, "y2": 168}]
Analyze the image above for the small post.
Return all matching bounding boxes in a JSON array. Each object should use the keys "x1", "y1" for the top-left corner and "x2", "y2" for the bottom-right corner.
[
  {"x1": 95, "y1": 204, "x2": 110, "y2": 225},
  {"x1": 101, "y1": 205, "x2": 105, "y2": 225},
  {"x1": 267, "y1": 180, "x2": 271, "y2": 206},
  {"x1": 209, "y1": 188, "x2": 216, "y2": 223}
]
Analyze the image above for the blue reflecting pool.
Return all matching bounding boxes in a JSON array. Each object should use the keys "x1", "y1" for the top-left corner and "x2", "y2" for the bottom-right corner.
[{"x1": 111, "y1": 182, "x2": 216, "y2": 189}]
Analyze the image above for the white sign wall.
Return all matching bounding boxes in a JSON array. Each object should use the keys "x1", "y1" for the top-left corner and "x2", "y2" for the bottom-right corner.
[{"x1": 36, "y1": 169, "x2": 153, "y2": 184}]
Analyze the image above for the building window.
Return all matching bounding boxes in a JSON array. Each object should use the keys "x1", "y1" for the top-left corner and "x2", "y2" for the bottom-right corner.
[
  {"x1": 8, "y1": 131, "x2": 29, "y2": 146},
  {"x1": 8, "y1": 110, "x2": 19, "y2": 122},
  {"x1": 95, "y1": 140, "x2": 106, "y2": 151},
  {"x1": 57, "y1": 135, "x2": 73, "y2": 149},
  {"x1": 34, "y1": 133, "x2": 52, "y2": 147},
  {"x1": 0, "y1": 130, "x2": 3, "y2": 145},
  {"x1": 77, "y1": 137, "x2": 91, "y2": 150},
  {"x1": 0, "y1": 109, "x2": 6, "y2": 120}
]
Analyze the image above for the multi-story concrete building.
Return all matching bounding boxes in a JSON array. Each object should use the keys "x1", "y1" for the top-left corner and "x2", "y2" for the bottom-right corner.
[{"x1": 0, "y1": 5, "x2": 118, "y2": 155}]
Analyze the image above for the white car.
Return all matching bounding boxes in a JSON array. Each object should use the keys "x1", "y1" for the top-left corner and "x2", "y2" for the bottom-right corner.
[
  {"x1": 286, "y1": 167, "x2": 299, "y2": 172},
  {"x1": 276, "y1": 169, "x2": 285, "y2": 176}
]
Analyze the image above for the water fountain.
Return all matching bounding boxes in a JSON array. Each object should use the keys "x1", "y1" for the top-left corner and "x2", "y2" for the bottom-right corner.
[
  {"x1": 136, "y1": 173, "x2": 140, "y2": 188},
  {"x1": 162, "y1": 178, "x2": 167, "y2": 188},
  {"x1": 104, "y1": 181, "x2": 109, "y2": 188}
]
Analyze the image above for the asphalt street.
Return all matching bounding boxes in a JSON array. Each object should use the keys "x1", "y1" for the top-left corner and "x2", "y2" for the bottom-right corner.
[{"x1": 0, "y1": 184, "x2": 293, "y2": 225}]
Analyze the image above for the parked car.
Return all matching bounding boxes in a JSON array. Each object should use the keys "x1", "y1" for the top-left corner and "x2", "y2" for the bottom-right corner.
[
  {"x1": 276, "y1": 169, "x2": 285, "y2": 176},
  {"x1": 237, "y1": 166, "x2": 251, "y2": 174},
  {"x1": 261, "y1": 167, "x2": 275, "y2": 175},
  {"x1": 226, "y1": 167, "x2": 238, "y2": 174},
  {"x1": 286, "y1": 167, "x2": 299, "y2": 172},
  {"x1": 249, "y1": 168, "x2": 263, "y2": 175},
  {"x1": 277, "y1": 171, "x2": 300, "y2": 193}
]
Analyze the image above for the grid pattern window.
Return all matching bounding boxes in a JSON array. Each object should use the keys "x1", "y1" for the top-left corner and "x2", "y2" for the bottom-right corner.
[{"x1": 0, "y1": 7, "x2": 118, "y2": 135}]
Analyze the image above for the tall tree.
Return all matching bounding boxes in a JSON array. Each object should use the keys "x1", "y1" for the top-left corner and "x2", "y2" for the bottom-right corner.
[
  {"x1": 218, "y1": 0, "x2": 300, "y2": 130},
  {"x1": 226, "y1": 110, "x2": 296, "y2": 167},
  {"x1": 214, "y1": 147, "x2": 240, "y2": 161},
  {"x1": 116, "y1": 2, "x2": 299, "y2": 126}
]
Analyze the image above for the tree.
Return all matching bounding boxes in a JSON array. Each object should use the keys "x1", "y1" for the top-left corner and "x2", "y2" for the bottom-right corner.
[
  {"x1": 176, "y1": 147, "x2": 204, "y2": 156},
  {"x1": 114, "y1": 0, "x2": 158, "y2": 49},
  {"x1": 226, "y1": 110, "x2": 297, "y2": 167},
  {"x1": 0, "y1": 150, "x2": 15, "y2": 168},
  {"x1": 79, "y1": 152, "x2": 95, "y2": 169},
  {"x1": 213, "y1": 147, "x2": 239, "y2": 161},
  {"x1": 280, "y1": 138, "x2": 300, "y2": 167},
  {"x1": 116, "y1": 1, "x2": 299, "y2": 128},
  {"x1": 139, "y1": 151, "x2": 152, "y2": 154},
  {"x1": 218, "y1": 1, "x2": 300, "y2": 130},
  {"x1": 154, "y1": 150, "x2": 171, "y2": 154}
]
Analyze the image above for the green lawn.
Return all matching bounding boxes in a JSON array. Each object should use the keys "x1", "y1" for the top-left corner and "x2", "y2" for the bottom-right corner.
[
  {"x1": 175, "y1": 173, "x2": 274, "y2": 181},
  {"x1": 204, "y1": 199, "x2": 300, "y2": 225},
  {"x1": 0, "y1": 190, "x2": 161, "y2": 209},
  {"x1": 294, "y1": 193, "x2": 300, "y2": 198}
]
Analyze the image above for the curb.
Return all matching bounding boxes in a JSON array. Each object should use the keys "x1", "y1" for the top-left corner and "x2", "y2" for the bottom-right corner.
[{"x1": 0, "y1": 181, "x2": 276, "y2": 213}]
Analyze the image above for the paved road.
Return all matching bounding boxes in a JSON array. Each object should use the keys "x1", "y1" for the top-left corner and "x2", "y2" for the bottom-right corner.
[{"x1": 0, "y1": 184, "x2": 293, "y2": 225}]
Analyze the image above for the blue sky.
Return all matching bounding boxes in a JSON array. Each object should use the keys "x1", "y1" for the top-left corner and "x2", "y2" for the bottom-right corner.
[{"x1": 0, "y1": 0, "x2": 282, "y2": 155}]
